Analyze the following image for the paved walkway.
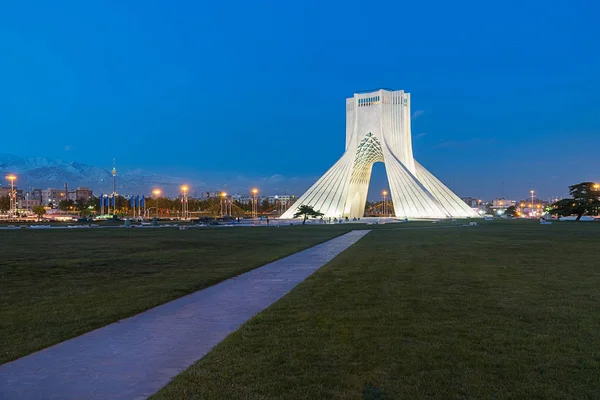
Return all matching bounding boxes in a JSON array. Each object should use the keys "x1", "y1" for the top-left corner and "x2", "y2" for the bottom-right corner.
[{"x1": 0, "y1": 230, "x2": 370, "y2": 400}]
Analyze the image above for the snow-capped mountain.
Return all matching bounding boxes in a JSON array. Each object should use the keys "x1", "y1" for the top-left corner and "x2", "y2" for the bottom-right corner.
[{"x1": 0, "y1": 154, "x2": 203, "y2": 195}]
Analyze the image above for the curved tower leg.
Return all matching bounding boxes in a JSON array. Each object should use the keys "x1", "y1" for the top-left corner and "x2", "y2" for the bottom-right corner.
[
  {"x1": 281, "y1": 151, "x2": 355, "y2": 219},
  {"x1": 414, "y1": 161, "x2": 476, "y2": 217}
]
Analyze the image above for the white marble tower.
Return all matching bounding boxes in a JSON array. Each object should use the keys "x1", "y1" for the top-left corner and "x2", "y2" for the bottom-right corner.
[{"x1": 281, "y1": 89, "x2": 476, "y2": 219}]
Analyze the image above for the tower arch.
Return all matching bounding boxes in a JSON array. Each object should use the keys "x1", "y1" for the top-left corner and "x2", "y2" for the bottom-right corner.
[{"x1": 281, "y1": 89, "x2": 477, "y2": 219}]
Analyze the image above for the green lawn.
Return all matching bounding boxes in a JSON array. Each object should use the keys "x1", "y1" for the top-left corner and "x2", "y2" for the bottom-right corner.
[
  {"x1": 0, "y1": 225, "x2": 351, "y2": 364},
  {"x1": 154, "y1": 221, "x2": 600, "y2": 399}
]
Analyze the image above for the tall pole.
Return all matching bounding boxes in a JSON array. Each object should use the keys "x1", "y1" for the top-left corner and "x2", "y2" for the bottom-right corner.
[
  {"x1": 382, "y1": 190, "x2": 388, "y2": 217},
  {"x1": 11, "y1": 176, "x2": 15, "y2": 217},
  {"x1": 153, "y1": 189, "x2": 161, "y2": 219},
  {"x1": 594, "y1": 184, "x2": 600, "y2": 215},
  {"x1": 252, "y1": 188, "x2": 258, "y2": 219},
  {"x1": 530, "y1": 190, "x2": 535, "y2": 218},
  {"x1": 181, "y1": 185, "x2": 189, "y2": 220},
  {"x1": 220, "y1": 192, "x2": 226, "y2": 217}
]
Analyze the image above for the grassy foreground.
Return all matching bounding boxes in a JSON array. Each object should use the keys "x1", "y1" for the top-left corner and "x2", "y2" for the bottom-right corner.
[
  {"x1": 154, "y1": 221, "x2": 600, "y2": 399},
  {"x1": 0, "y1": 225, "x2": 351, "y2": 364}
]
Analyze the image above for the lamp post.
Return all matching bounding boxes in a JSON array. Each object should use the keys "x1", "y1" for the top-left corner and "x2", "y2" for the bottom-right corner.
[
  {"x1": 252, "y1": 188, "x2": 258, "y2": 219},
  {"x1": 153, "y1": 189, "x2": 161, "y2": 219},
  {"x1": 382, "y1": 190, "x2": 388, "y2": 217},
  {"x1": 5, "y1": 175, "x2": 16, "y2": 218},
  {"x1": 220, "y1": 192, "x2": 227, "y2": 217},
  {"x1": 530, "y1": 190, "x2": 535, "y2": 218},
  {"x1": 594, "y1": 184, "x2": 599, "y2": 216},
  {"x1": 181, "y1": 185, "x2": 189, "y2": 220}
]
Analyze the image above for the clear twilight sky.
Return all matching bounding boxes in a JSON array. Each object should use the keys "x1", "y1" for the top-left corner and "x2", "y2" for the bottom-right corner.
[{"x1": 1, "y1": 0, "x2": 599, "y2": 200}]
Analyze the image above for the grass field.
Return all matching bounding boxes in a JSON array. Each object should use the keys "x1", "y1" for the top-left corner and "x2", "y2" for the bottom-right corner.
[
  {"x1": 0, "y1": 225, "x2": 351, "y2": 364},
  {"x1": 154, "y1": 221, "x2": 600, "y2": 399}
]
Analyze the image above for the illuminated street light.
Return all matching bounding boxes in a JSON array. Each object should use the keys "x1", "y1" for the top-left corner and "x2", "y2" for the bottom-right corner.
[
  {"x1": 220, "y1": 191, "x2": 227, "y2": 217},
  {"x1": 153, "y1": 189, "x2": 161, "y2": 218},
  {"x1": 181, "y1": 185, "x2": 189, "y2": 220},
  {"x1": 252, "y1": 188, "x2": 259, "y2": 219}
]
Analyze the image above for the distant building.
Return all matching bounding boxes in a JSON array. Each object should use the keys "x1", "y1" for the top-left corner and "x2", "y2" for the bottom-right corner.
[
  {"x1": 42, "y1": 188, "x2": 65, "y2": 207},
  {"x1": 31, "y1": 188, "x2": 43, "y2": 202},
  {"x1": 267, "y1": 195, "x2": 293, "y2": 205},
  {"x1": 492, "y1": 198, "x2": 515, "y2": 209},
  {"x1": 234, "y1": 195, "x2": 255, "y2": 204},
  {"x1": 490, "y1": 198, "x2": 515, "y2": 215},
  {"x1": 460, "y1": 197, "x2": 481, "y2": 207},
  {"x1": 67, "y1": 187, "x2": 93, "y2": 201},
  {"x1": 1, "y1": 188, "x2": 23, "y2": 199},
  {"x1": 202, "y1": 191, "x2": 227, "y2": 199},
  {"x1": 21, "y1": 197, "x2": 41, "y2": 209}
]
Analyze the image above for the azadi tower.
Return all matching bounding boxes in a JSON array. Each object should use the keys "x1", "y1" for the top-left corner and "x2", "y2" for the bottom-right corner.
[{"x1": 281, "y1": 89, "x2": 476, "y2": 219}]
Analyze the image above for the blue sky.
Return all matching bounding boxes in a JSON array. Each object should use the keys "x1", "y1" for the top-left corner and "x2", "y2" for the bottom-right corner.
[{"x1": 1, "y1": 0, "x2": 599, "y2": 200}]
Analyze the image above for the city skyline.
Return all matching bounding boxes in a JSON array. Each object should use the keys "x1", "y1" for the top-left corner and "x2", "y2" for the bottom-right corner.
[
  {"x1": 1, "y1": 1, "x2": 599, "y2": 201},
  {"x1": 0, "y1": 149, "x2": 592, "y2": 201},
  {"x1": 0, "y1": 152, "x2": 580, "y2": 202}
]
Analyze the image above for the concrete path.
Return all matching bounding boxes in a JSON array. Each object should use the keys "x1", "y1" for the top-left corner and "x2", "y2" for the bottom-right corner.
[{"x1": 0, "y1": 230, "x2": 370, "y2": 400}]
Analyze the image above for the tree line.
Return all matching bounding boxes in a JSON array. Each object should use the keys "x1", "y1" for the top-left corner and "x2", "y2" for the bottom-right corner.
[
  {"x1": 1, "y1": 194, "x2": 291, "y2": 217},
  {"x1": 61, "y1": 196, "x2": 286, "y2": 216}
]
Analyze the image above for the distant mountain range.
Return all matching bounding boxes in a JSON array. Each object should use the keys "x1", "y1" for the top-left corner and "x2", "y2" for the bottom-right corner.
[{"x1": 0, "y1": 154, "x2": 202, "y2": 195}]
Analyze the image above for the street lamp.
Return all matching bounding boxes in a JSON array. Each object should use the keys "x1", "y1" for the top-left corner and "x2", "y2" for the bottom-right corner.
[
  {"x1": 594, "y1": 184, "x2": 600, "y2": 216},
  {"x1": 382, "y1": 190, "x2": 388, "y2": 217},
  {"x1": 220, "y1": 192, "x2": 227, "y2": 217},
  {"x1": 181, "y1": 185, "x2": 189, "y2": 220},
  {"x1": 152, "y1": 189, "x2": 161, "y2": 218},
  {"x1": 5, "y1": 174, "x2": 16, "y2": 218},
  {"x1": 252, "y1": 188, "x2": 258, "y2": 219}
]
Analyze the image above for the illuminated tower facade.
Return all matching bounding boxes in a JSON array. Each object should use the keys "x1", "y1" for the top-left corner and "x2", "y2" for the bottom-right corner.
[{"x1": 281, "y1": 89, "x2": 476, "y2": 219}]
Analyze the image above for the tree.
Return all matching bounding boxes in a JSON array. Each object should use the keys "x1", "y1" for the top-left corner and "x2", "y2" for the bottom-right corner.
[
  {"x1": 261, "y1": 199, "x2": 271, "y2": 212},
  {"x1": 0, "y1": 195, "x2": 9, "y2": 212},
  {"x1": 76, "y1": 197, "x2": 88, "y2": 211},
  {"x1": 548, "y1": 199, "x2": 575, "y2": 219},
  {"x1": 89, "y1": 196, "x2": 101, "y2": 213},
  {"x1": 293, "y1": 205, "x2": 324, "y2": 225},
  {"x1": 505, "y1": 205, "x2": 517, "y2": 217},
  {"x1": 115, "y1": 195, "x2": 129, "y2": 213},
  {"x1": 549, "y1": 182, "x2": 600, "y2": 220},
  {"x1": 550, "y1": 182, "x2": 600, "y2": 221},
  {"x1": 58, "y1": 199, "x2": 75, "y2": 211},
  {"x1": 32, "y1": 205, "x2": 46, "y2": 221}
]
